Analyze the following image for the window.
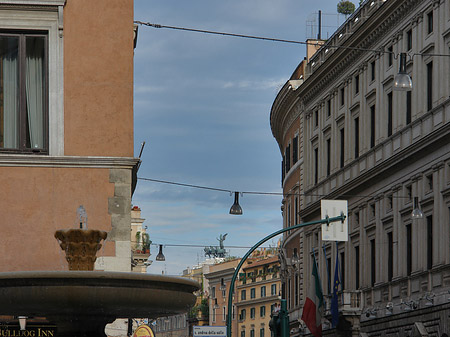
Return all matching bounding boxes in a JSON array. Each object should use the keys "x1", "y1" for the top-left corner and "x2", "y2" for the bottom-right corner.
[
  {"x1": 370, "y1": 105, "x2": 376, "y2": 148},
  {"x1": 241, "y1": 331, "x2": 245, "y2": 337},
  {"x1": 354, "y1": 117, "x2": 359, "y2": 159},
  {"x1": 327, "y1": 99, "x2": 331, "y2": 117},
  {"x1": 340, "y1": 128, "x2": 345, "y2": 168},
  {"x1": 427, "y1": 62, "x2": 433, "y2": 111},
  {"x1": 314, "y1": 110, "x2": 318, "y2": 127},
  {"x1": 285, "y1": 145, "x2": 291, "y2": 173},
  {"x1": 240, "y1": 309, "x2": 246, "y2": 320},
  {"x1": 387, "y1": 46, "x2": 393, "y2": 67},
  {"x1": 292, "y1": 135, "x2": 298, "y2": 164},
  {"x1": 326, "y1": 256, "x2": 331, "y2": 295},
  {"x1": 0, "y1": 33, "x2": 48, "y2": 152},
  {"x1": 371, "y1": 61, "x2": 376, "y2": 81},
  {"x1": 260, "y1": 305, "x2": 266, "y2": 317},
  {"x1": 370, "y1": 239, "x2": 376, "y2": 286},
  {"x1": 0, "y1": 3, "x2": 64, "y2": 155},
  {"x1": 340, "y1": 87, "x2": 345, "y2": 106},
  {"x1": 241, "y1": 289, "x2": 246, "y2": 300},
  {"x1": 271, "y1": 284, "x2": 277, "y2": 296},
  {"x1": 355, "y1": 245, "x2": 360, "y2": 289},
  {"x1": 213, "y1": 308, "x2": 216, "y2": 323},
  {"x1": 250, "y1": 330, "x2": 254, "y2": 337},
  {"x1": 406, "y1": 91, "x2": 412, "y2": 124},
  {"x1": 340, "y1": 251, "x2": 345, "y2": 290},
  {"x1": 261, "y1": 286, "x2": 266, "y2": 297},
  {"x1": 354, "y1": 74, "x2": 359, "y2": 95},
  {"x1": 260, "y1": 328, "x2": 264, "y2": 337},
  {"x1": 250, "y1": 308, "x2": 255, "y2": 319},
  {"x1": 326, "y1": 138, "x2": 331, "y2": 176},
  {"x1": 250, "y1": 288, "x2": 256, "y2": 299},
  {"x1": 388, "y1": 232, "x2": 393, "y2": 281},
  {"x1": 223, "y1": 307, "x2": 226, "y2": 322},
  {"x1": 406, "y1": 224, "x2": 412, "y2": 276},
  {"x1": 294, "y1": 273, "x2": 299, "y2": 306},
  {"x1": 427, "y1": 215, "x2": 433, "y2": 270},
  {"x1": 212, "y1": 286, "x2": 216, "y2": 298},
  {"x1": 427, "y1": 11, "x2": 433, "y2": 34},
  {"x1": 314, "y1": 147, "x2": 319, "y2": 184},
  {"x1": 406, "y1": 29, "x2": 412, "y2": 51},
  {"x1": 426, "y1": 173, "x2": 433, "y2": 192},
  {"x1": 387, "y1": 92, "x2": 393, "y2": 136}
]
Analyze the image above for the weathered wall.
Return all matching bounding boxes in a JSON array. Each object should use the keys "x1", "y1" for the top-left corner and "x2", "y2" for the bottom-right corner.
[
  {"x1": 63, "y1": 0, "x2": 134, "y2": 157},
  {"x1": 0, "y1": 166, "x2": 115, "y2": 271}
]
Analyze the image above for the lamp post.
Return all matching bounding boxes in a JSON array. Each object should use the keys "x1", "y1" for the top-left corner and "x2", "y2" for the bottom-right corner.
[{"x1": 226, "y1": 214, "x2": 346, "y2": 337}]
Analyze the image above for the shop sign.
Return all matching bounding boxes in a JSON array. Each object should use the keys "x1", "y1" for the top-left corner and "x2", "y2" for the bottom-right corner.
[
  {"x1": 133, "y1": 324, "x2": 155, "y2": 337},
  {"x1": 0, "y1": 326, "x2": 57, "y2": 337}
]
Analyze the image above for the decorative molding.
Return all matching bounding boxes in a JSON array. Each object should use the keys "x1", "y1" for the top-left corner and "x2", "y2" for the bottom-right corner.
[
  {"x1": 0, "y1": 155, "x2": 139, "y2": 169},
  {"x1": 0, "y1": 0, "x2": 65, "y2": 5}
]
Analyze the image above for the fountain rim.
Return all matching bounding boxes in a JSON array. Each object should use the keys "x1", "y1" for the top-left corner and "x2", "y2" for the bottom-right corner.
[{"x1": 0, "y1": 270, "x2": 200, "y2": 291}]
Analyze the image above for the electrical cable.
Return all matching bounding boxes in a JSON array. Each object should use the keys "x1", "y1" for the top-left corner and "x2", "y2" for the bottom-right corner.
[{"x1": 135, "y1": 21, "x2": 450, "y2": 58}]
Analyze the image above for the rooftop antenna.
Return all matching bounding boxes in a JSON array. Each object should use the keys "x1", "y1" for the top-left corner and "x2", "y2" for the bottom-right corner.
[{"x1": 318, "y1": 10, "x2": 322, "y2": 39}]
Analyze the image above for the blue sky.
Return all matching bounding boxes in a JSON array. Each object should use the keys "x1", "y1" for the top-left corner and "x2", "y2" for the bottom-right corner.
[{"x1": 132, "y1": 0, "x2": 347, "y2": 275}]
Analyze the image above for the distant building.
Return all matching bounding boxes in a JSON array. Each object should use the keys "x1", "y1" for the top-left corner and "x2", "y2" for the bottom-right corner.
[
  {"x1": 131, "y1": 205, "x2": 151, "y2": 272},
  {"x1": 154, "y1": 259, "x2": 218, "y2": 337},
  {"x1": 236, "y1": 255, "x2": 281, "y2": 337},
  {"x1": 271, "y1": 0, "x2": 450, "y2": 335},
  {"x1": 205, "y1": 251, "x2": 281, "y2": 337}
]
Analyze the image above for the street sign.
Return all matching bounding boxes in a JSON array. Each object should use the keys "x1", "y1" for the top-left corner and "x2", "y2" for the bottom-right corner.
[
  {"x1": 194, "y1": 326, "x2": 227, "y2": 337},
  {"x1": 321, "y1": 199, "x2": 348, "y2": 241}
]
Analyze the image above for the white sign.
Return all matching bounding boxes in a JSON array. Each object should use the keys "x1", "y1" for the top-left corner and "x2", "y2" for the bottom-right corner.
[
  {"x1": 321, "y1": 199, "x2": 348, "y2": 241},
  {"x1": 193, "y1": 326, "x2": 227, "y2": 337}
]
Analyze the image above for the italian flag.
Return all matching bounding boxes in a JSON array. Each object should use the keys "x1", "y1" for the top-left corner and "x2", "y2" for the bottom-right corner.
[{"x1": 301, "y1": 257, "x2": 323, "y2": 337}]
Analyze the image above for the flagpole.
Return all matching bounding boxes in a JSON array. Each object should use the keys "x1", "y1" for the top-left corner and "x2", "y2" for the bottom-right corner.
[{"x1": 226, "y1": 213, "x2": 346, "y2": 337}]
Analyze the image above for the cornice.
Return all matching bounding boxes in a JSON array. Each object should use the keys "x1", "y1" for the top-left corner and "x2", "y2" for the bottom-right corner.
[
  {"x1": 301, "y1": 0, "x2": 422, "y2": 106},
  {"x1": 0, "y1": 155, "x2": 139, "y2": 169}
]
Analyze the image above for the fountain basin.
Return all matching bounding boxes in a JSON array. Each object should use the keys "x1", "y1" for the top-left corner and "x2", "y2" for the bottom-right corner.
[{"x1": 0, "y1": 271, "x2": 200, "y2": 337}]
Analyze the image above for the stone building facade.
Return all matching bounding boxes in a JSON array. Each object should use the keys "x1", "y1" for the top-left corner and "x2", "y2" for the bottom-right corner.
[
  {"x1": 0, "y1": 0, "x2": 137, "y2": 273},
  {"x1": 270, "y1": 0, "x2": 450, "y2": 335}
]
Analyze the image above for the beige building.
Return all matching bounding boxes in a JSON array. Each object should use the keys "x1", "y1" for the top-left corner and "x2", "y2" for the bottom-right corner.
[
  {"x1": 204, "y1": 253, "x2": 281, "y2": 337},
  {"x1": 271, "y1": 0, "x2": 450, "y2": 335},
  {"x1": 236, "y1": 255, "x2": 281, "y2": 337}
]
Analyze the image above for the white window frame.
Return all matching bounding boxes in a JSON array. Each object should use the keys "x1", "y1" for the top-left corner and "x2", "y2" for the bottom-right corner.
[{"x1": 0, "y1": 1, "x2": 65, "y2": 156}]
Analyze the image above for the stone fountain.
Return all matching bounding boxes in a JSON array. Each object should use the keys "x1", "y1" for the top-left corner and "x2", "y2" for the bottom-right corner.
[{"x1": 0, "y1": 214, "x2": 199, "y2": 337}]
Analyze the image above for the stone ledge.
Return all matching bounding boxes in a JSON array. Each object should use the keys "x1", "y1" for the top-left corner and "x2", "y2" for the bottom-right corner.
[{"x1": 0, "y1": 155, "x2": 139, "y2": 169}]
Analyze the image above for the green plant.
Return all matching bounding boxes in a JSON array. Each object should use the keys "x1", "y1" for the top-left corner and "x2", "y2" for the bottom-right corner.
[
  {"x1": 135, "y1": 231, "x2": 141, "y2": 251},
  {"x1": 142, "y1": 232, "x2": 151, "y2": 252},
  {"x1": 337, "y1": 0, "x2": 355, "y2": 15}
]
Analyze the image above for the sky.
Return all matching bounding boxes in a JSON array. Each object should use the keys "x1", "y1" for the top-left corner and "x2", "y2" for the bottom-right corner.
[{"x1": 132, "y1": 0, "x2": 347, "y2": 275}]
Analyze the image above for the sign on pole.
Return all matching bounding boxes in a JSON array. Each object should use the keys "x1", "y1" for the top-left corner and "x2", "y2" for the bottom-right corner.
[
  {"x1": 194, "y1": 326, "x2": 227, "y2": 337},
  {"x1": 321, "y1": 199, "x2": 348, "y2": 241}
]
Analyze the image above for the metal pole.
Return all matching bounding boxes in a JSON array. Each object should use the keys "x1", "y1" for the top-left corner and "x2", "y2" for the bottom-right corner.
[{"x1": 226, "y1": 214, "x2": 346, "y2": 337}]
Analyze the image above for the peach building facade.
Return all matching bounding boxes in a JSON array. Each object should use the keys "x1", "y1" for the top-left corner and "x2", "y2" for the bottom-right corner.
[{"x1": 0, "y1": 0, "x2": 137, "y2": 272}]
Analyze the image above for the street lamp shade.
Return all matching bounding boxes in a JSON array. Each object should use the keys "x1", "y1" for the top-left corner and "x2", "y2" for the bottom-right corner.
[
  {"x1": 229, "y1": 192, "x2": 243, "y2": 215},
  {"x1": 411, "y1": 197, "x2": 423, "y2": 219},
  {"x1": 394, "y1": 53, "x2": 412, "y2": 91},
  {"x1": 156, "y1": 245, "x2": 165, "y2": 261}
]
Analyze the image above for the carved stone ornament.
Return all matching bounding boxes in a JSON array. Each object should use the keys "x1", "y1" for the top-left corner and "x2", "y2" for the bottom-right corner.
[{"x1": 55, "y1": 229, "x2": 107, "y2": 271}]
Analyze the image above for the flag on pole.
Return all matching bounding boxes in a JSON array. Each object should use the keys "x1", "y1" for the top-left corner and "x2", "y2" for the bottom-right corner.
[
  {"x1": 301, "y1": 253, "x2": 323, "y2": 337},
  {"x1": 330, "y1": 247, "x2": 340, "y2": 328}
]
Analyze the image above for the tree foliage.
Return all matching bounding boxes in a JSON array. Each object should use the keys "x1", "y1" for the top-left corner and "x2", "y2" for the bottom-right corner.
[{"x1": 337, "y1": 0, "x2": 356, "y2": 15}]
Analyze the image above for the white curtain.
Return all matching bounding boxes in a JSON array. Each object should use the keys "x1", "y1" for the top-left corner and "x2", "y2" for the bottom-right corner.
[
  {"x1": 2, "y1": 38, "x2": 19, "y2": 149},
  {"x1": 25, "y1": 37, "x2": 44, "y2": 149}
]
